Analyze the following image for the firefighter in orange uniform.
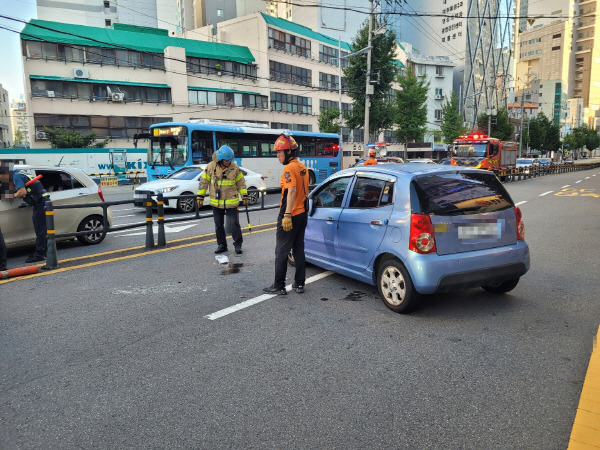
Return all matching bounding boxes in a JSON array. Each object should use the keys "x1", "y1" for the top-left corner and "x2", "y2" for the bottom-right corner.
[
  {"x1": 364, "y1": 148, "x2": 378, "y2": 166},
  {"x1": 263, "y1": 134, "x2": 309, "y2": 295}
]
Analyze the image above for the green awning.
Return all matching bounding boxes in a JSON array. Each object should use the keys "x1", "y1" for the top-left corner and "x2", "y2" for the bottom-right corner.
[
  {"x1": 260, "y1": 13, "x2": 352, "y2": 51},
  {"x1": 30, "y1": 75, "x2": 169, "y2": 88},
  {"x1": 188, "y1": 86, "x2": 261, "y2": 96},
  {"x1": 21, "y1": 19, "x2": 255, "y2": 65},
  {"x1": 392, "y1": 60, "x2": 405, "y2": 68}
]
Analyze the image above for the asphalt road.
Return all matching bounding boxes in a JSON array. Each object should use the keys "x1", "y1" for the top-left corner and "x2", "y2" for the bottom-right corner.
[{"x1": 1, "y1": 165, "x2": 600, "y2": 448}]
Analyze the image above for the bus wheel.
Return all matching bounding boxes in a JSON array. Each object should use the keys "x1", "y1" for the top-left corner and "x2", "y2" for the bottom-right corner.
[
  {"x1": 309, "y1": 171, "x2": 316, "y2": 186},
  {"x1": 177, "y1": 192, "x2": 195, "y2": 213}
]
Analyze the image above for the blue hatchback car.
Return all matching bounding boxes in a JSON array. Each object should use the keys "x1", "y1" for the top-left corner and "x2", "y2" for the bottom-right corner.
[{"x1": 304, "y1": 164, "x2": 530, "y2": 313}]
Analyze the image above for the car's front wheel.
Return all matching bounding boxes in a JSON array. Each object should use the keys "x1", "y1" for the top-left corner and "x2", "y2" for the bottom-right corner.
[
  {"x1": 177, "y1": 192, "x2": 195, "y2": 213},
  {"x1": 482, "y1": 278, "x2": 520, "y2": 294},
  {"x1": 247, "y1": 187, "x2": 260, "y2": 205},
  {"x1": 377, "y1": 257, "x2": 420, "y2": 313},
  {"x1": 76, "y1": 215, "x2": 106, "y2": 245}
]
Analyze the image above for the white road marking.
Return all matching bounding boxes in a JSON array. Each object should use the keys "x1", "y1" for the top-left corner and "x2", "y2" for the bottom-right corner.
[
  {"x1": 585, "y1": 177, "x2": 590, "y2": 179},
  {"x1": 561, "y1": 185, "x2": 570, "y2": 188},
  {"x1": 205, "y1": 270, "x2": 334, "y2": 320},
  {"x1": 540, "y1": 191, "x2": 553, "y2": 196},
  {"x1": 114, "y1": 214, "x2": 137, "y2": 218},
  {"x1": 575, "y1": 180, "x2": 582, "y2": 184},
  {"x1": 117, "y1": 223, "x2": 197, "y2": 237},
  {"x1": 109, "y1": 207, "x2": 138, "y2": 212},
  {"x1": 515, "y1": 201, "x2": 527, "y2": 206}
]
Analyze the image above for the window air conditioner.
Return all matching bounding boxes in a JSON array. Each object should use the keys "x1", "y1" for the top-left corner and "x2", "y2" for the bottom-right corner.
[
  {"x1": 47, "y1": 91, "x2": 55, "y2": 98},
  {"x1": 112, "y1": 92, "x2": 125, "y2": 102},
  {"x1": 36, "y1": 130, "x2": 48, "y2": 140},
  {"x1": 73, "y1": 68, "x2": 89, "y2": 78}
]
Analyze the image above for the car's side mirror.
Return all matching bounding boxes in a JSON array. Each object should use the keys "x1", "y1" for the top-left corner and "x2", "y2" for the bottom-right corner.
[{"x1": 307, "y1": 197, "x2": 316, "y2": 216}]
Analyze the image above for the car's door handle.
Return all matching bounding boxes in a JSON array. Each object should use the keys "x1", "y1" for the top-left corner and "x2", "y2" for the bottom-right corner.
[
  {"x1": 326, "y1": 217, "x2": 335, "y2": 223},
  {"x1": 371, "y1": 220, "x2": 383, "y2": 226}
]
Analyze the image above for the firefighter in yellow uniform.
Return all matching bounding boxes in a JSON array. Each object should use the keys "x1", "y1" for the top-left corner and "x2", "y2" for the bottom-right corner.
[{"x1": 197, "y1": 145, "x2": 249, "y2": 254}]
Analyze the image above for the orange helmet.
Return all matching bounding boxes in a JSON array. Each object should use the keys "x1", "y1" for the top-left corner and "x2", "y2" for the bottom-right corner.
[
  {"x1": 274, "y1": 133, "x2": 298, "y2": 152},
  {"x1": 369, "y1": 149, "x2": 376, "y2": 157}
]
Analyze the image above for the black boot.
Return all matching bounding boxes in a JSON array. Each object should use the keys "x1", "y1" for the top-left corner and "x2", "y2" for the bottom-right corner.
[{"x1": 214, "y1": 244, "x2": 228, "y2": 254}]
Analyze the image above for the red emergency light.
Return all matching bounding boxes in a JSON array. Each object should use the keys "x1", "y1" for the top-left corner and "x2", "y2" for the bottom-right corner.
[{"x1": 458, "y1": 132, "x2": 488, "y2": 141}]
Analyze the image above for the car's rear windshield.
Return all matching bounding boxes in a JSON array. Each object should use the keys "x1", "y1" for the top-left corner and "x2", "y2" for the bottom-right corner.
[
  {"x1": 517, "y1": 158, "x2": 534, "y2": 164},
  {"x1": 411, "y1": 171, "x2": 513, "y2": 216}
]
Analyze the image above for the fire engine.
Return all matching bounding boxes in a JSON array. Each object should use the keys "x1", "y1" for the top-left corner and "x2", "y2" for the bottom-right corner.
[{"x1": 451, "y1": 133, "x2": 517, "y2": 172}]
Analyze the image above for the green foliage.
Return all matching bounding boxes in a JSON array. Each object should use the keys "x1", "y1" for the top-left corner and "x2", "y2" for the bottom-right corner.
[
  {"x1": 318, "y1": 107, "x2": 341, "y2": 134},
  {"x1": 476, "y1": 107, "x2": 514, "y2": 141},
  {"x1": 440, "y1": 91, "x2": 467, "y2": 143},
  {"x1": 543, "y1": 123, "x2": 561, "y2": 153},
  {"x1": 43, "y1": 126, "x2": 110, "y2": 149},
  {"x1": 528, "y1": 114, "x2": 548, "y2": 151},
  {"x1": 394, "y1": 65, "x2": 429, "y2": 143},
  {"x1": 564, "y1": 126, "x2": 600, "y2": 152},
  {"x1": 584, "y1": 127, "x2": 600, "y2": 151},
  {"x1": 344, "y1": 17, "x2": 398, "y2": 141},
  {"x1": 13, "y1": 129, "x2": 25, "y2": 146}
]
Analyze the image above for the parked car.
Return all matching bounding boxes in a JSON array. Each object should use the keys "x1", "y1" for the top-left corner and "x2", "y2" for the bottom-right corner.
[
  {"x1": 563, "y1": 158, "x2": 574, "y2": 164},
  {"x1": 536, "y1": 157, "x2": 553, "y2": 166},
  {"x1": 1, "y1": 165, "x2": 112, "y2": 249},
  {"x1": 516, "y1": 158, "x2": 539, "y2": 174},
  {"x1": 438, "y1": 158, "x2": 453, "y2": 165},
  {"x1": 351, "y1": 156, "x2": 405, "y2": 167},
  {"x1": 406, "y1": 158, "x2": 436, "y2": 164},
  {"x1": 304, "y1": 165, "x2": 530, "y2": 313},
  {"x1": 134, "y1": 164, "x2": 267, "y2": 213}
]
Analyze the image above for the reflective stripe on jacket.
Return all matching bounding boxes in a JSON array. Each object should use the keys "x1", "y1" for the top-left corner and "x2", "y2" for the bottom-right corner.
[{"x1": 198, "y1": 157, "x2": 247, "y2": 209}]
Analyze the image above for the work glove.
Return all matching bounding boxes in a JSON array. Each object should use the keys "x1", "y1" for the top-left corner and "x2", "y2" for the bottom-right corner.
[
  {"x1": 282, "y1": 213, "x2": 293, "y2": 232},
  {"x1": 196, "y1": 196, "x2": 204, "y2": 208},
  {"x1": 242, "y1": 195, "x2": 250, "y2": 207}
]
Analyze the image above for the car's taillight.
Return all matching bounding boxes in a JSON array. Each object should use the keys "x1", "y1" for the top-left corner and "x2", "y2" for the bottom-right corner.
[
  {"x1": 409, "y1": 213, "x2": 436, "y2": 254},
  {"x1": 98, "y1": 186, "x2": 105, "y2": 202},
  {"x1": 515, "y1": 206, "x2": 525, "y2": 240}
]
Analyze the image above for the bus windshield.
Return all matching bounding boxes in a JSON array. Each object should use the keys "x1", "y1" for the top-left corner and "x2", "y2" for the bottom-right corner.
[
  {"x1": 149, "y1": 126, "x2": 188, "y2": 168},
  {"x1": 455, "y1": 144, "x2": 488, "y2": 158}
]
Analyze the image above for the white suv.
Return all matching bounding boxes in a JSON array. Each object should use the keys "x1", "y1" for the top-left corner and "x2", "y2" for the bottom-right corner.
[{"x1": 1, "y1": 165, "x2": 113, "y2": 249}]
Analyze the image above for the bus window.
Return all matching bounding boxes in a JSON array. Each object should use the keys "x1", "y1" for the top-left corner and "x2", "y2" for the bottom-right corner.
[
  {"x1": 215, "y1": 133, "x2": 240, "y2": 157},
  {"x1": 242, "y1": 141, "x2": 259, "y2": 157},
  {"x1": 316, "y1": 141, "x2": 339, "y2": 157},
  {"x1": 260, "y1": 142, "x2": 274, "y2": 157},
  {"x1": 299, "y1": 141, "x2": 316, "y2": 157},
  {"x1": 191, "y1": 130, "x2": 213, "y2": 163}
]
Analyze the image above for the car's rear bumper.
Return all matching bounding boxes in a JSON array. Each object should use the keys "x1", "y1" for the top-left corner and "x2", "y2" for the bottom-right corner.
[{"x1": 407, "y1": 241, "x2": 530, "y2": 294}]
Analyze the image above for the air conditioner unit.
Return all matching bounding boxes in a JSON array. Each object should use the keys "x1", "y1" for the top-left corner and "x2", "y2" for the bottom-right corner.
[
  {"x1": 73, "y1": 68, "x2": 89, "y2": 79},
  {"x1": 36, "y1": 130, "x2": 48, "y2": 140},
  {"x1": 47, "y1": 91, "x2": 55, "y2": 98},
  {"x1": 112, "y1": 92, "x2": 124, "y2": 102}
]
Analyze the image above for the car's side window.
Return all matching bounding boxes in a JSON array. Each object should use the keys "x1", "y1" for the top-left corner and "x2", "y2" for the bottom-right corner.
[
  {"x1": 313, "y1": 176, "x2": 351, "y2": 208},
  {"x1": 349, "y1": 177, "x2": 394, "y2": 208},
  {"x1": 37, "y1": 170, "x2": 84, "y2": 192}
]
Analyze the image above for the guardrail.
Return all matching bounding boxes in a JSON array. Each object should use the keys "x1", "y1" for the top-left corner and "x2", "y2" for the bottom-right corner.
[{"x1": 42, "y1": 186, "x2": 285, "y2": 270}]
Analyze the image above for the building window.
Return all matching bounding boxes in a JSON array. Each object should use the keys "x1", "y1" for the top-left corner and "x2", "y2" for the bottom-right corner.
[
  {"x1": 319, "y1": 72, "x2": 339, "y2": 91},
  {"x1": 552, "y1": 33, "x2": 561, "y2": 39},
  {"x1": 435, "y1": 88, "x2": 443, "y2": 98},
  {"x1": 188, "y1": 89, "x2": 267, "y2": 109},
  {"x1": 269, "y1": 61, "x2": 311, "y2": 86},
  {"x1": 435, "y1": 65, "x2": 444, "y2": 76},
  {"x1": 270, "y1": 92, "x2": 312, "y2": 115},
  {"x1": 187, "y1": 57, "x2": 257, "y2": 79},
  {"x1": 104, "y1": 1, "x2": 109, "y2": 7},
  {"x1": 271, "y1": 122, "x2": 312, "y2": 132},
  {"x1": 552, "y1": 46, "x2": 560, "y2": 50},
  {"x1": 268, "y1": 28, "x2": 311, "y2": 58},
  {"x1": 434, "y1": 109, "x2": 442, "y2": 120},
  {"x1": 105, "y1": 19, "x2": 111, "y2": 27},
  {"x1": 217, "y1": 9, "x2": 223, "y2": 17},
  {"x1": 320, "y1": 99, "x2": 351, "y2": 113}
]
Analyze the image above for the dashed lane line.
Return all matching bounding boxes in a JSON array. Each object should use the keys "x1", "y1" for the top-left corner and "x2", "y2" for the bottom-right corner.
[
  {"x1": 562, "y1": 185, "x2": 571, "y2": 188},
  {"x1": 515, "y1": 201, "x2": 527, "y2": 206},
  {"x1": 540, "y1": 191, "x2": 554, "y2": 196},
  {"x1": 204, "y1": 271, "x2": 334, "y2": 320},
  {"x1": 575, "y1": 180, "x2": 582, "y2": 184}
]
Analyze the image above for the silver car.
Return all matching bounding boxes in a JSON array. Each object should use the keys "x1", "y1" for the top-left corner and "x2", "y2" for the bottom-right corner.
[{"x1": 1, "y1": 165, "x2": 113, "y2": 249}]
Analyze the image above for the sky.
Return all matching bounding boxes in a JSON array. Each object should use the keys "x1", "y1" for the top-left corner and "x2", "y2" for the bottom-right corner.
[{"x1": 0, "y1": 0, "x2": 37, "y2": 101}]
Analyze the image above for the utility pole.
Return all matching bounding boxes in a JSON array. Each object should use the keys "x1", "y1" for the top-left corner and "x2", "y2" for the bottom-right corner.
[
  {"x1": 338, "y1": 38, "x2": 343, "y2": 145},
  {"x1": 363, "y1": 0, "x2": 374, "y2": 153},
  {"x1": 519, "y1": 97, "x2": 524, "y2": 157}
]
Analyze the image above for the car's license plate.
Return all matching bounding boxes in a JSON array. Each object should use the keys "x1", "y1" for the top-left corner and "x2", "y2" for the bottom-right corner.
[{"x1": 458, "y1": 222, "x2": 499, "y2": 239}]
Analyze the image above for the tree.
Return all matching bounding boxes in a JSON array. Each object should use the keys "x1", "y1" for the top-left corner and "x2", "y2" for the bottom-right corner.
[
  {"x1": 528, "y1": 113, "x2": 549, "y2": 153},
  {"x1": 395, "y1": 65, "x2": 429, "y2": 144},
  {"x1": 542, "y1": 123, "x2": 561, "y2": 154},
  {"x1": 13, "y1": 129, "x2": 25, "y2": 146},
  {"x1": 563, "y1": 127, "x2": 586, "y2": 152},
  {"x1": 476, "y1": 107, "x2": 513, "y2": 141},
  {"x1": 440, "y1": 91, "x2": 467, "y2": 143},
  {"x1": 344, "y1": 17, "x2": 398, "y2": 142},
  {"x1": 318, "y1": 107, "x2": 341, "y2": 134},
  {"x1": 44, "y1": 127, "x2": 110, "y2": 149},
  {"x1": 584, "y1": 127, "x2": 600, "y2": 153}
]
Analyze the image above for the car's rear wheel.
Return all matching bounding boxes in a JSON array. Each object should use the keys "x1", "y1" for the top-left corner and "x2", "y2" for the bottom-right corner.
[
  {"x1": 377, "y1": 257, "x2": 420, "y2": 313},
  {"x1": 247, "y1": 187, "x2": 259, "y2": 205},
  {"x1": 76, "y1": 215, "x2": 106, "y2": 245},
  {"x1": 482, "y1": 278, "x2": 520, "y2": 294},
  {"x1": 177, "y1": 192, "x2": 195, "y2": 213}
]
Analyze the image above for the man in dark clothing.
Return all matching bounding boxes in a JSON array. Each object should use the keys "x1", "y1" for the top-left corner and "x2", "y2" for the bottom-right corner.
[
  {"x1": 263, "y1": 134, "x2": 309, "y2": 295},
  {"x1": 13, "y1": 170, "x2": 50, "y2": 263},
  {"x1": 0, "y1": 228, "x2": 7, "y2": 271}
]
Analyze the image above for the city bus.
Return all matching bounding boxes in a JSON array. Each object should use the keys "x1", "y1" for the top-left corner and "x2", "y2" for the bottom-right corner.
[{"x1": 144, "y1": 120, "x2": 342, "y2": 187}]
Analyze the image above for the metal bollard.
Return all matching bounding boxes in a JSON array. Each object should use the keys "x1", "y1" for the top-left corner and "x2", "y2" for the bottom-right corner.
[
  {"x1": 157, "y1": 193, "x2": 166, "y2": 248},
  {"x1": 44, "y1": 199, "x2": 59, "y2": 269},
  {"x1": 145, "y1": 193, "x2": 154, "y2": 249}
]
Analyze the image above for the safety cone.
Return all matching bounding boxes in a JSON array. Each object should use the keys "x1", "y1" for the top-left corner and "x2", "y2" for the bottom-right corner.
[{"x1": 0, "y1": 265, "x2": 40, "y2": 280}]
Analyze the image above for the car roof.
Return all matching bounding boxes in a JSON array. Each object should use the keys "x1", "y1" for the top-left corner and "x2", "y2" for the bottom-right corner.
[{"x1": 338, "y1": 163, "x2": 485, "y2": 178}]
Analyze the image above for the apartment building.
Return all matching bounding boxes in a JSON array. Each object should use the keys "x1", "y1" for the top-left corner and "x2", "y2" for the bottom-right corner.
[
  {"x1": 398, "y1": 43, "x2": 456, "y2": 143},
  {"x1": 22, "y1": 13, "x2": 390, "y2": 149},
  {"x1": 10, "y1": 100, "x2": 29, "y2": 145},
  {"x1": 0, "y1": 84, "x2": 12, "y2": 148}
]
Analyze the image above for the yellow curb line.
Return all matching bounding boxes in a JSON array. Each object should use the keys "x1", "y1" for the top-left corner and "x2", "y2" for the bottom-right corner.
[
  {"x1": 568, "y1": 324, "x2": 600, "y2": 449},
  {"x1": 0, "y1": 226, "x2": 277, "y2": 284}
]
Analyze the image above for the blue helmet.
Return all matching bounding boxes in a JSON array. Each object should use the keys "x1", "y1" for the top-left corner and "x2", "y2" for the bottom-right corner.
[{"x1": 216, "y1": 145, "x2": 234, "y2": 161}]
